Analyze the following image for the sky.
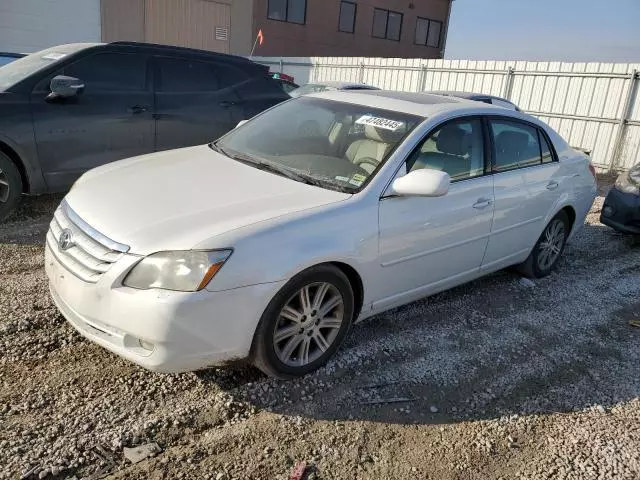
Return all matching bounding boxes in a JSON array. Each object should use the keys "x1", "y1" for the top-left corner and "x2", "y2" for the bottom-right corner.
[{"x1": 445, "y1": 0, "x2": 640, "y2": 62}]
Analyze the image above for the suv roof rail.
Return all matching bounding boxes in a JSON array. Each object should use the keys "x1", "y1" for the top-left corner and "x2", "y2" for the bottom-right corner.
[{"x1": 108, "y1": 41, "x2": 254, "y2": 64}]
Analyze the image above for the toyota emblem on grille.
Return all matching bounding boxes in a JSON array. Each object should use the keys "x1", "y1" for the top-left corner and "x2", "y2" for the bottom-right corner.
[{"x1": 58, "y1": 229, "x2": 75, "y2": 251}]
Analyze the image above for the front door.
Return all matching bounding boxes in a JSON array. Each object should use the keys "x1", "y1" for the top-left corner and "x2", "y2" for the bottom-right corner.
[
  {"x1": 153, "y1": 56, "x2": 243, "y2": 151},
  {"x1": 375, "y1": 117, "x2": 495, "y2": 311},
  {"x1": 31, "y1": 51, "x2": 154, "y2": 191}
]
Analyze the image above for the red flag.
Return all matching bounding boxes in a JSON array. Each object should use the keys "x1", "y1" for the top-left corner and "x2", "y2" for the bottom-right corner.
[{"x1": 257, "y1": 29, "x2": 264, "y2": 46}]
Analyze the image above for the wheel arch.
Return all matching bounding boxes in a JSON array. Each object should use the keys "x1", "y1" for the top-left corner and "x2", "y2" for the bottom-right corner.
[
  {"x1": 327, "y1": 261, "x2": 364, "y2": 320},
  {"x1": 559, "y1": 205, "x2": 577, "y2": 234},
  {"x1": 0, "y1": 140, "x2": 29, "y2": 193}
]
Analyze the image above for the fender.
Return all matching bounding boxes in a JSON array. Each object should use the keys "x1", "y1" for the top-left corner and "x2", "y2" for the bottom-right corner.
[{"x1": 0, "y1": 125, "x2": 46, "y2": 194}]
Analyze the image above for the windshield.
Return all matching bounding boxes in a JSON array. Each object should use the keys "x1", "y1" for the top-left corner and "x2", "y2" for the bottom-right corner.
[
  {"x1": 0, "y1": 44, "x2": 91, "y2": 92},
  {"x1": 215, "y1": 97, "x2": 423, "y2": 193}
]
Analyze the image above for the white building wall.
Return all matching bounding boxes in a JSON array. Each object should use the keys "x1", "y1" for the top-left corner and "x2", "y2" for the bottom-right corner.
[{"x1": 0, "y1": 0, "x2": 101, "y2": 54}]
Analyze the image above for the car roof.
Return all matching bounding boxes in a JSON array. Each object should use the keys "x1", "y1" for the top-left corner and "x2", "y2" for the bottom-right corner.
[
  {"x1": 106, "y1": 41, "x2": 260, "y2": 66},
  {"x1": 314, "y1": 81, "x2": 379, "y2": 90},
  {"x1": 309, "y1": 89, "x2": 529, "y2": 118},
  {"x1": 430, "y1": 90, "x2": 516, "y2": 103}
]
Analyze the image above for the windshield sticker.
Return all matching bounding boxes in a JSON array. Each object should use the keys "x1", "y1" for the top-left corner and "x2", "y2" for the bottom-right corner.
[
  {"x1": 42, "y1": 53, "x2": 68, "y2": 61},
  {"x1": 348, "y1": 175, "x2": 365, "y2": 187},
  {"x1": 355, "y1": 115, "x2": 404, "y2": 131},
  {"x1": 334, "y1": 175, "x2": 350, "y2": 183}
]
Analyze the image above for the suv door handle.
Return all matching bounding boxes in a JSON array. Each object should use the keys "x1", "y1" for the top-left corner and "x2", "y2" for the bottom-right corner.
[
  {"x1": 473, "y1": 197, "x2": 493, "y2": 209},
  {"x1": 128, "y1": 105, "x2": 148, "y2": 114},
  {"x1": 546, "y1": 181, "x2": 559, "y2": 190},
  {"x1": 219, "y1": 101, "x2": 236, "y2": 108}
]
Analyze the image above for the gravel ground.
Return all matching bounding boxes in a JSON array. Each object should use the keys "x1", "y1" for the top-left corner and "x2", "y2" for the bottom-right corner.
[{"x1": 1, "y1": 177, "x2": 639, "y2": 480}]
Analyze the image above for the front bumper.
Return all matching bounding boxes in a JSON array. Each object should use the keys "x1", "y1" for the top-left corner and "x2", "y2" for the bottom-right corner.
[
  {"x1": 45, "y1": 243, "x2": 284, "y2": 373},
  {"x1": 600, "y1": 187, "x2": 640, "y2": 234}
]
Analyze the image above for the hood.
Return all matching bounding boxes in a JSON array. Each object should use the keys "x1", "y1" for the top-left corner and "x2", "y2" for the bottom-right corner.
[{"x1": 65, "y1": 145, "x2": 350, "y2": 254}]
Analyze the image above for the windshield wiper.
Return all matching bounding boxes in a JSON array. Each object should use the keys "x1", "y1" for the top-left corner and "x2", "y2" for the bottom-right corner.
[{"x1": 210, "y1": 142, "x2": 353, "y2": 193}]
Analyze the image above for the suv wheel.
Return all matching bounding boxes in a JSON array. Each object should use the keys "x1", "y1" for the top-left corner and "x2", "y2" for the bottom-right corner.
[{"x1": 0, "y1": 152, "x2": 22, "y2": 222}]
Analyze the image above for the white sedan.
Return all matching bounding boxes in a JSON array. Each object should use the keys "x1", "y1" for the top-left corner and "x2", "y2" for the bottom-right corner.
[{"x1": 45, "y1": 91, "x2": 597, "y2": 378}]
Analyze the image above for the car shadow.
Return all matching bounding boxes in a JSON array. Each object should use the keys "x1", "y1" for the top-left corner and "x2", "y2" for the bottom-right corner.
[{"x1": 197, "y1": 222, "x2": 640, "y2": 427}]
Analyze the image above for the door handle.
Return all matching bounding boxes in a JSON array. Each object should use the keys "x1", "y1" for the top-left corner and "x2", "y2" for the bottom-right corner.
[
  {"x1": 128, "y1": 105, "x2": 148, "y2": 114},
  {"x1": 219, "y1": 101, "x2": 235, "y2": 108},
  {"x1": 473, "y1": 198, "x2": 493, "y2": 209},
  {"x1": 546, "y1": 181, "x2": 559, "y2": 190}
]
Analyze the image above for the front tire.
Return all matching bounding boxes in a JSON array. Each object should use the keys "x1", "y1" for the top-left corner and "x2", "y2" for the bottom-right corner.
[
  {"x1": 0, "y1": 152, "x2": 23, "y2": 222},
  {"x1": 517, "y1": 211, "x2": 570, "y2": 278},
  {"x1": 251, "y1": 265, "x2": 354, "y2": 379}
]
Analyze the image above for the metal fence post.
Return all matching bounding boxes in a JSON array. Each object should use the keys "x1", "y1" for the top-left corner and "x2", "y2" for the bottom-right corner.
[
  {"x1": 359, "y1": 62, "x2": 365, "y2": 83},
  {"x1": 503, "y1": 66, "x2": 515, "y2": 100},
  {"x1": 279, "y1": 57, "x2": 284, "y2": 73},
  {"x1": 609, "y1": 68, "x2": 638, "y2": 172},
  {"x1": 419, "y1": 65, "x2": 428, "y2": 93}
]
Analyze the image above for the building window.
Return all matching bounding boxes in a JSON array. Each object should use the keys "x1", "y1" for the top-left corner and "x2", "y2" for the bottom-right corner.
[
  {"x1": 415, "y1": 17, "x2": 442, "y2": 48},
  {"x1": 338, "y1": 1, "x2": 357, "y2": 33},
  {"x1": 268, "y1": 0, "x2": 306, "y2": 24},
  {"x1": 372, "y1": 8, "x2": 403, "y2": 41}
]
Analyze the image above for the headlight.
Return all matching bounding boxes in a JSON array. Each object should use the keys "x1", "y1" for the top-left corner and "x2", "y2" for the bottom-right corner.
[
  {"x1": 615, "y1": 165, "x2": 640, "y2": 195},
  {"x1": 124, "y1": 250, "x2": 232, "y2": 292}
]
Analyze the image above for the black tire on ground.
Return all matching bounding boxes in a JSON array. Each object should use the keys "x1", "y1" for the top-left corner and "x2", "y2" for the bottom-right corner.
[
  {"x1": 0, "y1": 152, "x2": 23, "y2": 222},
  {"x1": 517, "y1": 210, "x2": 570, "y2": 278},
  {"x1": 251, "y1": 264, "x2": 355, "y2": 379}
]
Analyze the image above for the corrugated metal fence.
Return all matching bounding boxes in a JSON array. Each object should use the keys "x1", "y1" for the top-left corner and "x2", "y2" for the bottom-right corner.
[{"x1": 254, "y1": 57, "x2": 640, "y2": 171}]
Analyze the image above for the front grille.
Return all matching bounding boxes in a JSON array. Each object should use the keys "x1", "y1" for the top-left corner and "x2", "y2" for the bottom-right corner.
[{"x1": 46, "y1": 201, "x2": 129, "y2": 283}]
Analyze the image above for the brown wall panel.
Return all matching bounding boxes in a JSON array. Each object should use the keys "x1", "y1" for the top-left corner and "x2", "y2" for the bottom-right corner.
[
  {"x1": 101, "y1": 0, "x2": 145, "y2": 42},
  {"x1": 145, "y1": 0, "x2": 230, "y2": 53}
]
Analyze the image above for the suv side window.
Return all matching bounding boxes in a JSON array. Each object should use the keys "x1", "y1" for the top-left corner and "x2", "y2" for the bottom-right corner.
[
  {"x1": 407, "y1": 117, "x2": 485, "y2": 182},
  {"x1": 490, "y1": 119, "x2": 543, "y2": 172},
  {"x1": 65, "y1": 53, "x2": 146, "y2": 92},
  {"x1": 157, "y1": 57, "x2": 219, "y2": 92}
]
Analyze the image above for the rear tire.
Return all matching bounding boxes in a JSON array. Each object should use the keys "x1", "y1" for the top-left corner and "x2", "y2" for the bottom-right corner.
[
  {"x1": 0, "y1": 152, "x2": 23, "y2": 222},
  {"x1": 251, "y1": 265, "x2": 354, "y2": 379},
  {"x1": 517, "y1": 211, "x2": 570, "y2": 278}
]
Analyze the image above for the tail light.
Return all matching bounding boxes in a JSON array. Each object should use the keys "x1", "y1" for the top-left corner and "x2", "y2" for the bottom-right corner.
[{"x1": 588, "y1": 162, "x2": 597, "y2": 179}]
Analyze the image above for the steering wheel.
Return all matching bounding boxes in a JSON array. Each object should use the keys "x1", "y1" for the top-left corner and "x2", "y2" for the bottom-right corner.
[{"x1": 354, "y1": 157, "x2": 379, "y2": 173}]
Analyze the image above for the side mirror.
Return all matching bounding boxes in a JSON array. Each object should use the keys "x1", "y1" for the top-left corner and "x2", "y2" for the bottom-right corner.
[
  {"x1": 391, "y1": 169, "x2": 450, "y2": 197},
  {"x1": 235, "y1": 119, "x2": 249, "y2": 129},
  {"x1": 47, "y1": 75, "x2": 85, "y2": 101}
]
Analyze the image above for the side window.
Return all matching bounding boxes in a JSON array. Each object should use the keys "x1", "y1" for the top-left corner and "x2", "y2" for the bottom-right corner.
[
  {"x1": 157, "y1": 58, "x2": 219, "y2": 92},
  {"x1": 408, "y1": 118, "x2": 485, "y2": 182},
  {"x1": 539, "y1": 130, "x2": 555, "y2": 163},
  {"x1": 490, "y1": 119, "x2": 542, "y2": 172},
  {"x1": 64, "y1": 53, "x2": 146, "y2": 92},
  {"x1": 216, "y1": 65, "x2": 249, "y2": 89}
]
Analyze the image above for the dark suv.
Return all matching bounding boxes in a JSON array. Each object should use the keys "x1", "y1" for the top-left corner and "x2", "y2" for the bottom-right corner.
[{"x1": 0, "y1": 42, "x2": 289, "y2": 219}]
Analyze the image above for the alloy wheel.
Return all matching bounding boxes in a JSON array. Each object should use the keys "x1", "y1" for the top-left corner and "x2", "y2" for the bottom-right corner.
[
  {"x1": 273, "y1": 282, "x2": 345, "y2": 367},
  {"x1": 537, "y1": 218, "x2": 566, "y2": 271},
  {"x1": 0, "y1": 168, "x2": 9, "y2": 203}
]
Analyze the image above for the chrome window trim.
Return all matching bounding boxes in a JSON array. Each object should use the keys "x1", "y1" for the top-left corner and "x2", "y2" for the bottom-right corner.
[{"x1": 62, "y1": 200, "x2": 130, "y2": 253}]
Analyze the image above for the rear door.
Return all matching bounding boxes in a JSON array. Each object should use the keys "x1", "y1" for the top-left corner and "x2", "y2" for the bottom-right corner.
[
  {"x1": 482, "y1": 117, "x2": 561, "y2": 269},
  {"x1": 31, "y1": 51, "x2": 154, "y2": 191},
  {"x1": 153, "y1": 56, "x2": 243, "y2": 151}
]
